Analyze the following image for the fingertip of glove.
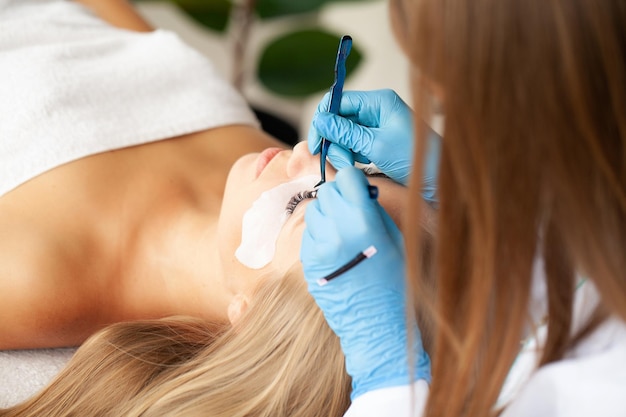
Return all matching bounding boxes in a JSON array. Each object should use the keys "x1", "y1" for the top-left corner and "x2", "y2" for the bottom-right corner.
[
  {"x1": 336, "y1": 165, "x2": 366, "y2": 182},
  {"x1": 314, "y1": 111, "x2": 334, "y2": 125},
  {"x1": 310, "y1": 113, "x2": 335, "y2": 141},
  {"x1": 306, "y1": 124, "x2": 322, "y2": 154},
  {"x1": 327, "y1": 144, "x2": 354, "y2": 169},
  {"x1": 335, "y1": 167, "x2": 374, "y2": 203},
  {"x1": 303, "y1": 195, "x2": 322, "y2": 219},
  {"x1": 307, "y1": 139, "x2": 321, "y2": 155}
]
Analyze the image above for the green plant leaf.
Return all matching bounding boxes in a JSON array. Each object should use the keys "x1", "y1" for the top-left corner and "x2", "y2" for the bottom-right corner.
[
  {"x1": 255, "y1": 0, "x2": 327, "y2": 19},
  {"x1": 258, "y1": 29, "x2": 363, "y2": 97},
  {"x1": 172, "y1": 0, "x2": 232, "y2": 32},
  {"x1": 255, "y1": 0, "x2": 379, "y2": 19}
]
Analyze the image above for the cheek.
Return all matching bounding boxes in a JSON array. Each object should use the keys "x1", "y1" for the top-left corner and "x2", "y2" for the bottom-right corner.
[
  {"x1": 271, "y1": 214, "x2": 306, "y2": 274},
  {"x1": 217, "y1": 155, "x2": 257, "y2": 264}
]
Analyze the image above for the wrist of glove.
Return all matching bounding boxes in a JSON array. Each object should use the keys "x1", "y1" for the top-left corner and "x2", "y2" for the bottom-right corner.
[{"x1": 301, "y1": 167, "x2": 431, "y2": 399}]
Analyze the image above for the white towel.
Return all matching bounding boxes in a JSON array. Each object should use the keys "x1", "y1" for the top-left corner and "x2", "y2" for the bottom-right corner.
[
  {"x1": 0, "y1": 0, "x2": 258, "y2": 197},
  {"x1": 0, "y1": 348, "x2": 75, "y2": 407}
]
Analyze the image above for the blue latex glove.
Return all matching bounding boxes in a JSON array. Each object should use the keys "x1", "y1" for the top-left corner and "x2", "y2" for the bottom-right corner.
[
  {"x1": 308, "y1": 89, "x2": 441, "y2": 202},
  {"x1": 301, "y1": 166, "x2": 431, "y2": 399}
]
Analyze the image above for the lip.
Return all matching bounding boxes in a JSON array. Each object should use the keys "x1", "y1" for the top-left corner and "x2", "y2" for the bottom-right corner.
[{"x1": 255, "y1": 147, "x2": 284, "y2": 178}]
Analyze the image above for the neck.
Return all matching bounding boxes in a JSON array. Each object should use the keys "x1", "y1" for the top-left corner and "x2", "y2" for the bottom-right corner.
[
  {"x1": 96, "y1": 126, "x2": 284, "y2": 324},
  {"x1": 108, "y1": 152, "x2": 233, "y2": 325},
  {"x1": 119, "y1": 201, "x2": 232, "y2": 323}
]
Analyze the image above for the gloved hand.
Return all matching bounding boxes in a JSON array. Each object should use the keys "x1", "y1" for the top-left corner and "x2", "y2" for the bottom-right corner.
[
  {"x1": 301, "y1": 166, "x2": 431, "y2": 399},
  {"x1": 308, "y1": 89, "x2": 440, "y2": 201}
]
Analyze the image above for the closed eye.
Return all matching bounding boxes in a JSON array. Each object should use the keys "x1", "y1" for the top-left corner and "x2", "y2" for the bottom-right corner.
[{"x1": 285, "y1": 190, "x2": 317, "y2": 215}]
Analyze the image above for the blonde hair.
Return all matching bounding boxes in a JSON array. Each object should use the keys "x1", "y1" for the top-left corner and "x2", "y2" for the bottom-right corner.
[
  {"x1": 1, "y1": 271, "x2": 351, "y2": 416},
  {"x1": 392, "y1": 0, "x2": 626, "y2": 416}
]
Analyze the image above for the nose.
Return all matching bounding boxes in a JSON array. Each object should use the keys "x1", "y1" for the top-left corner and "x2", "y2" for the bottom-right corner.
[{"x1": 286, "y1": 141, "x2": 319, "y2": 178}]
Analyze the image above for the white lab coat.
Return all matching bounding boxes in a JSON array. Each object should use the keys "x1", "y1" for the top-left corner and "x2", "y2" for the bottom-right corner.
[{"x1": 344, "y1": 277, "x2": 626, "y2": 417}]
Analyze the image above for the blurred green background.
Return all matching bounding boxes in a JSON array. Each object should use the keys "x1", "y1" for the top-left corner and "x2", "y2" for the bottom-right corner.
[{"x1": 134, "y1": 0, "x2": 370, "y2": 98}]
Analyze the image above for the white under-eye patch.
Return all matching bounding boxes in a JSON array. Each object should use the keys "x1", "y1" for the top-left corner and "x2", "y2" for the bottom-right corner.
[{"x1": 235, "y1": 175, "x2": 317, "y2": 269}]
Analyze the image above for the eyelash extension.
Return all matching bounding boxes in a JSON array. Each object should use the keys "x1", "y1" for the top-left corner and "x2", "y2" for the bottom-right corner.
[{"x1": 285, "y1": 190, "x2": 317, "y2": 215}]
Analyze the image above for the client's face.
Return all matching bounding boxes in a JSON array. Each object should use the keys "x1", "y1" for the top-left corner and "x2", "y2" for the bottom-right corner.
[{"x1": 218, "y1": 142, "x2": 406, "y2": 295}]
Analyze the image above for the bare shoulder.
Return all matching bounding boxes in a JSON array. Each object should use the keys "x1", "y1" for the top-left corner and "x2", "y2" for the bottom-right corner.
[{"x1": 0, "y1": 215, "x2": 103, "y2": 349}]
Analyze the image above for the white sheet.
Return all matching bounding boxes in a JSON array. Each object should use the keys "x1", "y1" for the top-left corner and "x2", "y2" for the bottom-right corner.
[{"x1": 0, "y1": 348, "x2": 75, "y2": 407}]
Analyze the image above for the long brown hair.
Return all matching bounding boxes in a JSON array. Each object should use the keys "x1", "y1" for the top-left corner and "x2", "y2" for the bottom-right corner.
[
  {"x1": 392, "y1": 0, "x2": 626, "y2": 415},
  {"x1": 1, "y1": 271, "x2": 351, "y2": 416}
]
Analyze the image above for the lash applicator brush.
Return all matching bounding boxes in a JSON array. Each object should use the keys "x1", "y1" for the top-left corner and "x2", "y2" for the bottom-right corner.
[{"x1": 315, "y1": 184, "x2": 379, "y2": 286}]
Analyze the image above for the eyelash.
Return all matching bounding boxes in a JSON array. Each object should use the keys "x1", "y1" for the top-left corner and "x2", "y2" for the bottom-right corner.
[
  {"x1": 283, "y1": 166, "x2": 382, "y2": 215},
  {"x1": 285, "y1": 190, "x2": 317, "y2": 215}
]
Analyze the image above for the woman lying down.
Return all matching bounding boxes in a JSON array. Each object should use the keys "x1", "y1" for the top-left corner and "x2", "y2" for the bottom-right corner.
[{"x1": 0, "y1": 1, "x2": 427, "y2": 415}]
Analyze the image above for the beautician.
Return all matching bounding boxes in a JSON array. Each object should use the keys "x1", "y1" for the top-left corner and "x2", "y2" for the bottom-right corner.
[{"x1": 300, "y1": 1, "x2": 626, "y2": 416}]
